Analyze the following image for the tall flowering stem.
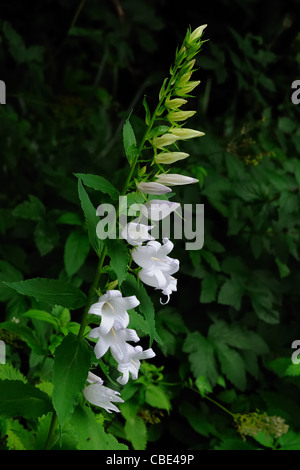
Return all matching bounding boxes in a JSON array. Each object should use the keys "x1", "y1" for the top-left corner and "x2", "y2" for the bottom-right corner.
[{"x1": 79, "y1": 24, "x2": 208, "y2": 413}]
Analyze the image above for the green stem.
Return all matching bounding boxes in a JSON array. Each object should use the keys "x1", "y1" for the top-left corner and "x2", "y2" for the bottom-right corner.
[
  {"x1": 77, "y1": 246, "x2": 107, "y2": 340},
  {"x1": 204, "y1": 395, "x2": 236, "y2": 418},
  {"x1": 45, "y1": 412, "x2": 58, "y2": 450}
]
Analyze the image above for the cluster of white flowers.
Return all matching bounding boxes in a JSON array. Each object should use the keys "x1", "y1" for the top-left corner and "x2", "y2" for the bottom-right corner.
[
  {"x1": 82, "y1": 24, "x2": 207, "y2": 415},
  {"x1": 82, "y1": 290, "x2": 155, "y2": 412}
]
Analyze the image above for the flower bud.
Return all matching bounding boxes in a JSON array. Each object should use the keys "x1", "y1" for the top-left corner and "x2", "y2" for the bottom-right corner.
[
  {"x1": 154, "y1": 152, "x2": 189, "y2": 164},
  {"x1": 137, "y1": 181, "x2": 172, "y2": 195},
  {"x1": 167, "y1": 110, "x2": 196, "y2": 122},
  {"x1": 152, "y1": 133, "x2": 178, "y2": 148},
  {"x1": 188, "y1": 24, "x2": 207, "y2": 43},
  {"x1": 177, "y1": 72, "x2": 193, "y2": 87},
  {"x1": 155, "y1": 173, "x2": 199, "y2": 186},
  {"x1": 175, "y1": 80, "x2": 200, "y2": 95},
  {"x1": 165, "y1": 97, "x2": 187, "y2": 109},
  {"x1": 170, "y1": 128, "x2": 205, "y2": 139}
]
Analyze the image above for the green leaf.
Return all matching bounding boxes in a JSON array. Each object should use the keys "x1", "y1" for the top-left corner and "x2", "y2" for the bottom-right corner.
[
  {"x1": 52, "y1": 334, "x2": 91, "y2": 425},
  {"x1": 145, "y1": 384, "x2": 171, "y2": 411},
  {"x1": 0, "y1": 380, "x2": 52, "y2": 418},
  {"x1": 75, "y1": 173, "x2": 119, "y2": 200},
  {"x1": 195, "y1": 376, "x2": 213, "y2": 397},
  {"x1": 123, "y1": 117, "x2": 138, "y2": 166},
  {"x1": 77, "y1": 179, "x2": 102, "y2": 255},
  {"x1": 70, "y1": 404, "x2": 127, "y2": 450},
  {"x1": 124, "y1": 415, "x2": 147, "y2": 450},
  {"x1": 6, "y1": 419, "x2": 35, "y2": 450},
  {"x1": 214, "y1": 438, "x2": 257, "y2": 450},
  {"x1": 22, "y1": 309, "x2": 59, "y2": 327},
  {"x1": 0, "y1": 363, "x2": 27, "y2": 383},
  {"x1": 13, "y1": 194, "x2": 45, "y2": 221},
  {"x1": 215, "y1": 345, "x2": 246, "y2": 391},
  {"x1": 277, "y1": 431, "x2": 300, "y2": 450},
  {"x1": 64, "y1": 231, "x2": 90, "y2": 276},
  {"x1": 200, "y1": 275, "x2": 218, "y2": 303},
  {"x1": 218, "y1": 277, "x2": 245, "y2": 310},
  {"x1": 142, "y1": 95, "x2": 151, "y2": 125},
  {"x1": 4, "y1": 278, "x2": 87, "y2": 310},
  {"x1": 105, "y1": 239, "x2": 130, "y2": 286},
  {"x1": 183, "y1": 332, "x2": 219, "y2": 386},
  {"x1": 285, "y1": 363, "x2": 300, "y2": 377}
]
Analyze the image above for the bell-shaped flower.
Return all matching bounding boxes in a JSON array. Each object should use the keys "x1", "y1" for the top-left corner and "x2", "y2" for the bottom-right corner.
[
  {"x1": 131, "y1": 238, "x2": 179, "y2": 299},
  {"x1": 140, "y1": 199, "x2": 180, "y2": 221},
  {"x1": 121, "y1": 222, "x2": 154, "y2": 246},
  {"x1": 155, "y1": 173, "x2": 199, "y2": 186},
  {"x1": 89, "y1": 326, "x2": 140, "y2": 360},
  {"x1": 83, "y1": 372, "x2": 124, "y2": 413},
  {"x1": 154, "y1": 151, "x2": 189, "y2": 165},
  {"x1": 137, "y1": 181, "x2": 172, "y2": 195},
  {"x1": 115, "y1": 345, "x2": 156, "y2": 385},
  {"x1": 88, "y1": 290, "x2": 140, "y2": 336}
]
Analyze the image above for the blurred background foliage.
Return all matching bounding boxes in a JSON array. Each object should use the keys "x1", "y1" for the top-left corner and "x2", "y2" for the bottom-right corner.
[{"x1": 1, "y1": 0, "x2": 300, "y2": 450}]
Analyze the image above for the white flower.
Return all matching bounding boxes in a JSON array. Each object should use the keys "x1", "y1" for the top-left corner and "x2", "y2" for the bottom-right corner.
[
  {"x1": 115, "y1": 345, "x2": 156, "y2": 385},
  {"x1": 88, "y1": 290, "x2": 139, "y2": 336},
  {"x1": 121, "y1": 222, "x2": 154, "y2": 245},
  {"x1": 137, "y1": 181, "x2": 172, "y2": 195},
  {"x1": 89, "y1": 326, "x2": 140, "y2": 360},
  {"x1": 140, "y1": 199, "x2": 180, "y2": 221},
  {"x1": 83, "y1": 372, "x2": 124, "y2": 413},
  {"x1": 131, "y1": 238, "x2": 179, "y2": 302},
  {"x1": 155, "y1": 173, "x2": 199, "y2": 186},
  {"x1": 160, "y1": 276, "x2": 177, "y2": 305}
]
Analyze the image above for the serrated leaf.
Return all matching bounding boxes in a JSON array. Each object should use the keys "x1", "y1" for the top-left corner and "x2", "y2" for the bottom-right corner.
[
  {"x1": 124, "y1": 415, "x2": 147, "y2": 450},
  {"x1": 218, "y1": 277, "x2": 244, "y2": 310},
  {"x1": 183, "y1": 332, "x2": 219, "y2": 386},
  {"x1": 52, "y1": 334, "x2": 91, "y2": 425},
  {"x1": 0, "y1": 380, "x2": 52, "y2": 418},
  {"x1": 70, "y1": 404, "x2": 127, "y2": 450},
  {"x1": 3, "y1": 278, "x2": 87, "y2": 310},
  {"x1": 145, "y1": 384, "x2": 171, "y2": 411},
  {"x1": 215, "y1": 345, "x2": 246, "y2": 391},
  {"x1": 64, "y1": 230, "x2": 90, "y2": 276},
  {"x1": 0, "y1": 363, "x2": 27, "y2": 383}
]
